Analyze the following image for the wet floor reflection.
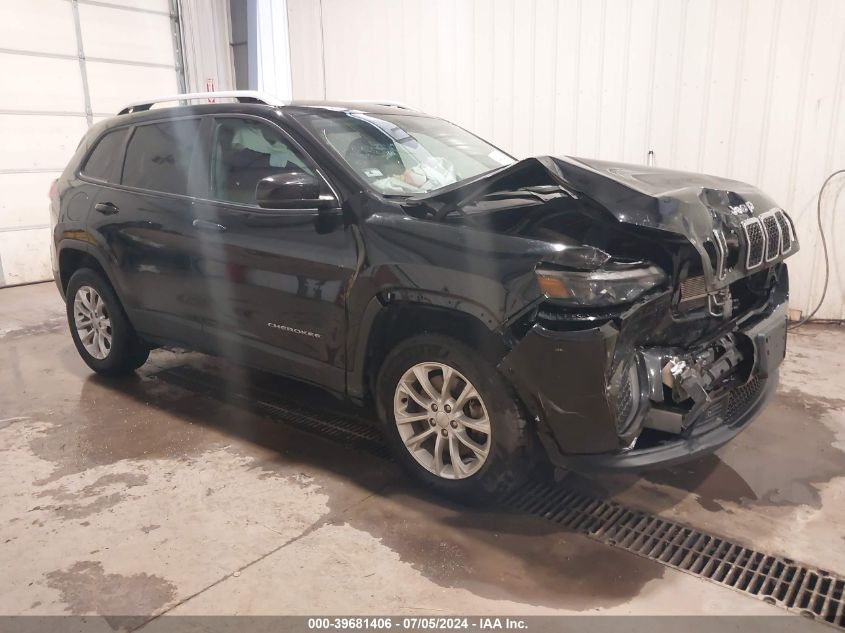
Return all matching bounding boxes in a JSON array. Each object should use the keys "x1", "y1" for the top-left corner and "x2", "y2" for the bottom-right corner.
[
  {"x1": 6, "y1": 330, "x2": 844, "y2": 611},
  {"x1": 578, "y1": 389, "x2": 845, "y2": 515},
  {"x1": 45, "y1": 350, "x2": 666, "y2": 610}
]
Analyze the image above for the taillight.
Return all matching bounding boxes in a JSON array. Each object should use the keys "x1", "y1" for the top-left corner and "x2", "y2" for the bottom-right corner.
[{"x1": 49, "y1": 179, "x2": 58, "y2": 201}]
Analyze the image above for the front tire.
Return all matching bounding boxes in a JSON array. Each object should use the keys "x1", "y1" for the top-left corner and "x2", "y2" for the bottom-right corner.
[
  {"x1": 66, "y1": 268, "x2": 149, "y2": 375},
  {"x1": 377, "y1": 334, "x2": 537, "y2": 501}
]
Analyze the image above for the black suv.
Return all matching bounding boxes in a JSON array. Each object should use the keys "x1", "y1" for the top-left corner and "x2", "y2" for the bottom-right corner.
[{"x1": 51, "y1": 93, "x2": 798, "y2": 498}]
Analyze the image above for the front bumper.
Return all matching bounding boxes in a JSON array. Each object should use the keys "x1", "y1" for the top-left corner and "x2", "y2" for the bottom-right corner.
[
  {"x1": 556, "y1": 372, "x2": 777, "y2": 471},
  {"x1": 500, "y1": 280, "x2": 788, "y2": 472}
]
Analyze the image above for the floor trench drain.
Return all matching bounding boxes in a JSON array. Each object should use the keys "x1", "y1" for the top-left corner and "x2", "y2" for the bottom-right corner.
[
  {"x1": 503, "y1": 480, "x2": 845, "y2": 629},
  {"x1": 155, "y1": 364, "x2": 845, "y2": 629}
]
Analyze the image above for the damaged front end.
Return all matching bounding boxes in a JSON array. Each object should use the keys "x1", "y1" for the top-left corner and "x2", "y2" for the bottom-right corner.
[
  {"x1": 407, "y1": 155, "x2": 798, "y2": 471},
  {"x1": 499, "y1": 276, "x2": 787, "y2": 471}
]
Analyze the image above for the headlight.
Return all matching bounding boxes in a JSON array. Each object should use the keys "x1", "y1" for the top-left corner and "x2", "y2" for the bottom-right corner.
[{"x1": 536, "y1": 263, "x2": 666, "y2": 306}]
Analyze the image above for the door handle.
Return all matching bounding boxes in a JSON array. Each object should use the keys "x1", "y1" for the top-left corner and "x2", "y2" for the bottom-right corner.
[
  {"x1": 94, "y1": 202, "x2": 119, "y2": 215},
  {"x1": 192, "y1": 219, "x2": 227, "y2": 232}
]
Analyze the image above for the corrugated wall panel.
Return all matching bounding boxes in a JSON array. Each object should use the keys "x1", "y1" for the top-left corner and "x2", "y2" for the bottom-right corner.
[{"x1": 287, "y1": 0, "x2": 845, "y2": 320}]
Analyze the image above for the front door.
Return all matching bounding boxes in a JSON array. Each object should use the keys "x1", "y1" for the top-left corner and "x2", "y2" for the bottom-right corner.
[{"x1": 190, "y1": 115, "x2": 358, "y2": 393}]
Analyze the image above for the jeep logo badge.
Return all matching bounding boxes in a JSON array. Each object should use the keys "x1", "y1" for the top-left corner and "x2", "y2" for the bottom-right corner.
[{"x1": 728, "y1": 201, "x2": 755, "y2": 216}]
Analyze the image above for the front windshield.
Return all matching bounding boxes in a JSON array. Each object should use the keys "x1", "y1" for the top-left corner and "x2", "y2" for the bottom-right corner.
[{"x1": 295, "y1": 110, "x2": 515, "y2": 195}]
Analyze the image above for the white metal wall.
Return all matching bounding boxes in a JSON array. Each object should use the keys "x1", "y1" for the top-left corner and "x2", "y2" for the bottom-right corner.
[{"x1": 287, "y1": 0, "x2": 845, "y2": 320}]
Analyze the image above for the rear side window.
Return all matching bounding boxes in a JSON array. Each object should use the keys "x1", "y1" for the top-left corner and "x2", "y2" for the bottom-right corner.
[
  {"x1": 122, "y1": 119, "x2": 201, "y2": 195},
  {"x1": 82, "y1": 129, "x2": 125, "y2": 182}
]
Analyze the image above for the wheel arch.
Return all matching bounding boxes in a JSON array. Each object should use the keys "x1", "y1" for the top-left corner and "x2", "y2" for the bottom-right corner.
[
  {"x1": 57, "y1": 243, "x2": 128, "y2": 309},
  {"x1": 349, "y1": 293, "x2": 509, "y2": 405}
]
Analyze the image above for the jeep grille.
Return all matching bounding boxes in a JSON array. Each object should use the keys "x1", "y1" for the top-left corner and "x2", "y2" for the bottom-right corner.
[{"x1": 741, "y1": 209, "x2": 794, "y2": 270}]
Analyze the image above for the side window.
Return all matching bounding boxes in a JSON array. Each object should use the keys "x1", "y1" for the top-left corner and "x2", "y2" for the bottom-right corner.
[
  {"x1": 82, "y1": 129, "x2": 125, "y2": 182},
  {"x1": 122, "y1": 119, "x2": 201, "y2": 195},
  {"x1": 210, "y1": 118, "x2": 315, "y2": 206}
]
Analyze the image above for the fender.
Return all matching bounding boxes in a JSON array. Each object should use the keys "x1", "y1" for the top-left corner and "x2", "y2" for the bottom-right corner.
[
  {"x1": 56, "y1": 239, "x2": 134, "y2": 312},
  {"x1": 346, "y1": 289, "x2": 503, "y2": 400},
  {"x1": 54, "y1": 238, "x2": 91, "y2": 298}
]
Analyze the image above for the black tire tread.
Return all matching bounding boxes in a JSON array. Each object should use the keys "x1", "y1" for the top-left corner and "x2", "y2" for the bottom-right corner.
[
  {"x1": 65, "y1": 268, "x2": 149, "y2": 375},
  {"x1": 376, "y1": 334, "x2": 541, "y2": 502}
]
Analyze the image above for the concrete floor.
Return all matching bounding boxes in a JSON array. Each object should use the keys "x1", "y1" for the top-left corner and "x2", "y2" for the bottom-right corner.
[{"x1": 1, "y1": 282, "x2": 843, "y2": 624}]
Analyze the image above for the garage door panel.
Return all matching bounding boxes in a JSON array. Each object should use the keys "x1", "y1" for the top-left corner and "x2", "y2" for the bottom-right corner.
[
  {"x1": 0, "y1": 0, "x2": 187, "y2": 288},
  {"x1": 0, "y1": 227, "x2": 52, "y2": 287},
  {"x1": 0, "y1": 0, "x2": 77, "y2": 56},
  {"x1": 0, "y1": 55, "x2": 85, "y2": 112},
  {"x1": 87, "y1": 62, "x2": 179, "y2": 115},
  {"x1": 0, "y1": 173, "x2": 57, "y2": 231},
  {"x1": 78, "y1": 4, "x2": 176, "y2": 66},
  {"x1": 0, "y1": 115, "x2": 87, "y2": 172}
]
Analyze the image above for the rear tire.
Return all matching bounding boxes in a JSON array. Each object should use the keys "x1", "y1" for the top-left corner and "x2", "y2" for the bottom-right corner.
[
  {"x1": 377, "y1": 334, "x2": 539, "y2": 502},
  {"x1": 66, "y1": 268, "x2": 149, "y2": 375}
]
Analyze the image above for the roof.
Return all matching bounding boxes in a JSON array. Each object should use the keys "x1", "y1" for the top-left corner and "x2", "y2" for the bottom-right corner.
[
  {"x1": 285, "y1": 100, "x2": 422, "y2": 115},
  {"x1": 117, "y1": 91, "x2": 422, "y2": 117}
]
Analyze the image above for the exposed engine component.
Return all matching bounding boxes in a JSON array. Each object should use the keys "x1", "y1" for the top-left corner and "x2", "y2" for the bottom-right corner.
[
  {"x1": 659, "y1": 335, "x2": 744, "y2": 405},
  {"x1": 661, "y1": 357, "x2": 688, "y2": 390},
  {"x1": 707, "y1": 287, "x2": 732, "y2": 318}
]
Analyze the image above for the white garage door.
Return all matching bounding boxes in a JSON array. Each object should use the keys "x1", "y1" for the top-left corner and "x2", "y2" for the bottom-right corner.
[{"x1": 0, "y1": 0, "x2": 184, "y2": 287}]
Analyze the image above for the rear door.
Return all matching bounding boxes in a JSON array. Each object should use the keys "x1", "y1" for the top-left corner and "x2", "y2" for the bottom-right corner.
[
  {"x1": 189, "y1": 115, "x2": 358, "y2": 392},
  {"x1": 86, "y1": 116, "x2": 208, "y2": 347},
  {"x1": 67, "y1": 126, "x2": 129, "y2": 253}
]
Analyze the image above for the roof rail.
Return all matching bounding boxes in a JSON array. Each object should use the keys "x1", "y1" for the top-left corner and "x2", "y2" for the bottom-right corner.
[
  {"x1": 345, "y1": 99, "x2": 417, "y2": 111},
  {"x1": 118, "y1": 91, "x2": 285, "y2": 115}
]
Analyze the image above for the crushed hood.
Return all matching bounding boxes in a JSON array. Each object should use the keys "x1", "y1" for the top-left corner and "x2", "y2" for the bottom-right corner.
[
  {"x1": 407, "y1": 155, "x2": 797, "y2": 287},
  {"x1": 410, "y1": 156, "x2": 779, "y2": 235}
]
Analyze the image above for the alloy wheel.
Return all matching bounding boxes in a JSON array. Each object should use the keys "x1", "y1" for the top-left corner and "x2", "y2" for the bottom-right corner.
[
  {"x1": 393, "y1": 362, "x2": 491, "y2": 479},
  {"x1": 73, "y1": 285, "x2": 112, "y2": 360}
]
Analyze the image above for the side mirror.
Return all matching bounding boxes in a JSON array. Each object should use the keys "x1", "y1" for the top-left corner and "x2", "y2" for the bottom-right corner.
[{"x1": 255, "y1": 171, "x2": 334, "y2": 210}]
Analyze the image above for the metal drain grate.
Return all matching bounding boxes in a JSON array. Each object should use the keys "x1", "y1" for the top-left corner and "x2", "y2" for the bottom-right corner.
[
  {"x1": 504, "y1": 480, "x2": 845, "y2": 628},
  {"x1": 154, "y1": 365, "x2": 390, "y2": 458},
  {"x1": 153, "y1": 363, "x2": 844, "y2": 628}
]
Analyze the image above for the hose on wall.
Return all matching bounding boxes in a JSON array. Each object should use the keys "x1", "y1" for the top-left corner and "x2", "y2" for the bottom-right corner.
[{"x1": 788, "y1": 169, "x2": 845, "y2": 330}]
